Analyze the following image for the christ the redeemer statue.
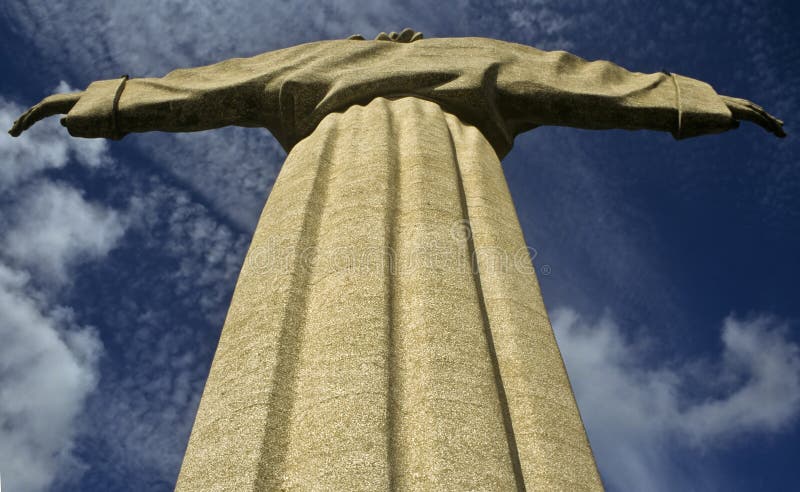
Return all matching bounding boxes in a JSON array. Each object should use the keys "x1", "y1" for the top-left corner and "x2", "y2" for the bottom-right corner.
[{"x1": 10, "y1": 29, "x2": 784, "y2": 491}]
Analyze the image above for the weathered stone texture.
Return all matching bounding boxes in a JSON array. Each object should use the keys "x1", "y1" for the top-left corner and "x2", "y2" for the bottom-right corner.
[{"x1": 176, "y1": 97, "x2": 603, "y2": 491}]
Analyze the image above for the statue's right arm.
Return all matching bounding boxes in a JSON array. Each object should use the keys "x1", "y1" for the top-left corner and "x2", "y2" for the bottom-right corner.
[
  {"x1": 7, "y1": 43, "x2": 318, "y2": 148},
  {"x1": 62, "y1": 52, "x2": 288, "y2": 141}
]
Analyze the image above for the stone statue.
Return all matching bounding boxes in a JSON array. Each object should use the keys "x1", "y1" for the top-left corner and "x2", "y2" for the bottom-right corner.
[{"x1": 9, "y1": 30, "x2": 785, "y2": 491}]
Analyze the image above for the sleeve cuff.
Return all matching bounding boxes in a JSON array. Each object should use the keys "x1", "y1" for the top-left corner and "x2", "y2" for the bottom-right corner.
[
  {"x1": 63, "y1": 78, "x2": 123, "y2": 139},
  {"x1": 671, "y1": 74, "x2": 736, "y2": 139}
]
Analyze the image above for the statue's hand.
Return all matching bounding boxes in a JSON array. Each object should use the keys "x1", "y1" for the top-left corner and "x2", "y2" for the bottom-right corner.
[
  {"x1": 8, "y1": 92, "x2": 83, "y2": 137},
  {"x1": 721, "y1": 95, "x2": 786, "y2": 138}
]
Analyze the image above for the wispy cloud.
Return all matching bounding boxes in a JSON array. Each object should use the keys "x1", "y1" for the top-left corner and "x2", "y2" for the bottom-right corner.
[
  {"x1": 0, "y1": 263, "x2": 102, "y2": 492},
  {"x1": 66, "y1": 171, "x2": 249, "y2": 488},
  {"x1": 0, "y1": 91, "x2": 125, "y2": 492},
  {"x1": 2, "y1": 181, "x2": 126, "y2": 285},
  {"x1": 0, "y1": 92, "x2": 124, "y2": 286},
  {"x1": 553, "y1": 308, "x2": 800, "y2": 492},
  {"x1": 125, "y1": 174, "x2": 249, "y2": 320},
  {"x1": 129, "y1": 128, "x2": 284, "y2": 229}
]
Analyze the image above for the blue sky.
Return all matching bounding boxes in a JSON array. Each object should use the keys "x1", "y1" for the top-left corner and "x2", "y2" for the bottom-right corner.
[{"x1": 0, "y1": 1, "x2": 798, "y2": 491}]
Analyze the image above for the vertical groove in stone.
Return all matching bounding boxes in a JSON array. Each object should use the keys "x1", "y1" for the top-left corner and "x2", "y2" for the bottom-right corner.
[
  {"x1": 255, "y1": 121, "x2": 339, "y2": 489},
  {"x1": 445, "y1": 116, "x2": 527, "y2": 492},
  {"x1": 279, "y1": 99, "x2": 394, "y2": 489},
  {"x1": 448, "y1": 113, "x2": 604, "y2": 490},
  {"x1": 391, "y1": 97, "x2": 516, "y2": 489},
  {"x1": 383, "y1": 99, "x2": 400, "y2": 491},
  {"x1": 176, "y1": 110, "x2": 342, "y2": 491}
]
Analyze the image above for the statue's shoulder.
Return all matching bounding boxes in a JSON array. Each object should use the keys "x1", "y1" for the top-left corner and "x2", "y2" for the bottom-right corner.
[
  {"x1": 242, "y1": 34, "x2": 549, "y2": 73},
  {"x1": 286, "y1": 33, "x2": 542, "y2": 55},
  {"x1": 399, "y1": 36, "x2": 547, "y2": 64}
]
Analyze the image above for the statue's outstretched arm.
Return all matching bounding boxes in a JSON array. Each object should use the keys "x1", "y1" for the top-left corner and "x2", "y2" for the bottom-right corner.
[
  {"x1": 496, "y1": 43, "x2": 785, "y2": 139},
  {"x1": 7, "y1": 45, "x2": 311, "y2": 145}
]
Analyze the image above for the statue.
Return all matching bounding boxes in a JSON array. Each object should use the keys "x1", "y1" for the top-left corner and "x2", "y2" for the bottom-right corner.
[{"x1": 9, "y1": 29, "x2": 784, "y2": 491}]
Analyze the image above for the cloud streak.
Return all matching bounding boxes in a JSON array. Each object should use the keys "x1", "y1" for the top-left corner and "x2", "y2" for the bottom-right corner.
[
  {"x1": 553, "y1": 308, "x2": 800, "y2": 492},
  {"x1": 64, "y1": 170, "x2": 250, "y2": 489},
  {"x1": 0, "y1": 91, "x2": 125, "y2": 492},
  {"x1": 2, "y1": 181, "x2": 126, "y2": 284}
]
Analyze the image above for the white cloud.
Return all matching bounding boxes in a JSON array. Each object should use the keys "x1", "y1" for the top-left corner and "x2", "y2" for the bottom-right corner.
[
  {"x1": 682, "y1": 315, "x2": 800, "y2": 441},
  {"x1": 0, "y1": 88, "x2": 125, "y2": 491},
  {"x1": 508, "y1": 3, "x2": 573, "y2": 47},
  {"x1": 553, "y1": 308, "x2": 800, "y2": 492},
  {"x1": 0, "y1": 262, "x2": 102, "y2": 492},
  {"x1": 2, "y1": 181, "x2": 127, "y2": 285}
]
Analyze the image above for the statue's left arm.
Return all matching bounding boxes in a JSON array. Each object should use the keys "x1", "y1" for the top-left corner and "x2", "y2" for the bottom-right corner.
[{"x1": 494, "y1": 41, "x2": 785, "y2": 140}]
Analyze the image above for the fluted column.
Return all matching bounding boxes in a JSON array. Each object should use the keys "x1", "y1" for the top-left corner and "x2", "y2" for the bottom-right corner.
[{"x1": 176, "y1": 96, "x2": 603, "y2": 491}]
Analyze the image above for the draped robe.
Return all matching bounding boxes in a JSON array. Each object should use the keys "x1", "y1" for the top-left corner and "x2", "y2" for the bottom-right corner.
[{"x1": 63, "y1": 36, "x2": 737, "y2": 490}]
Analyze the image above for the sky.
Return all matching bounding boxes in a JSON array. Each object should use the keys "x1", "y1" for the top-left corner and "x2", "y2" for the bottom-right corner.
[{"x1": 0, "y1": 1, "x2": 798, "y2": 491}]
